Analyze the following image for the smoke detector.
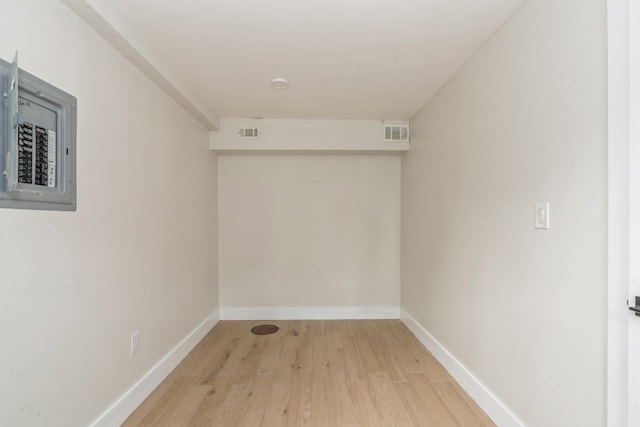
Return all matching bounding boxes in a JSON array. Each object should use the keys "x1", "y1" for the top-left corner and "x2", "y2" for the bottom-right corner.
[{"x1": 271, "y1": 78, "x2": 288, "y2": 90}]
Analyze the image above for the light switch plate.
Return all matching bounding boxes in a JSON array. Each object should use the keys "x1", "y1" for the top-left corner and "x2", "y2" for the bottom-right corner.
[{"x1": 535, "y1": 202, "x2": 550, "y2": 229}]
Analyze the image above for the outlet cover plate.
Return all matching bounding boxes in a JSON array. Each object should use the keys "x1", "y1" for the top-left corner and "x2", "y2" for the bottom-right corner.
[{"x1": 535, "y1": 202, "x2": 550, "y2": 229}]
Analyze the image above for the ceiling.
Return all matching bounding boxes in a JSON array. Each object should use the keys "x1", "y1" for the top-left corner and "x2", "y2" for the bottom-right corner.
[{"x1": 109, "y1": 0, "x2": 524, "y2": 121}]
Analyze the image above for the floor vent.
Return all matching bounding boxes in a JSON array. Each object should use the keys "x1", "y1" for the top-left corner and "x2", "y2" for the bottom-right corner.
[{"x1": 250, "y1": 324, "x2": 279, "y2": 335}]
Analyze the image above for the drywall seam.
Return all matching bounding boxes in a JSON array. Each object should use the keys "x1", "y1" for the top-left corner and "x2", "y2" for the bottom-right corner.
[
  {"x1": 401, "y1": 309, "x2": 525, "y2": 427},
  {"x1": 88, "y1": 310, "x2": 220, "y2": 427}
]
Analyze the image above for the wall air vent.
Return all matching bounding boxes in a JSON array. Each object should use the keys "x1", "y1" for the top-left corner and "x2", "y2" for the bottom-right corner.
[
  {"x1": 239, "y1": 128, "x2": 260, "y2": 139},
  {"x1": 382, "y1": 124, "x2": 410, "y2": 142}
]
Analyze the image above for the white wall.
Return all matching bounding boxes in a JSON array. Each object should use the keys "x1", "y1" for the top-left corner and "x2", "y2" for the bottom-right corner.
[
  {"x1": 402, "y1": 0, "x2": 607, "y2": 425},
  {"x1": 219, "y1": 155, "x2": 400, "y2": 316},
  {"x1": 0, "y1": 1, "x2": 218, "y2": 426}
]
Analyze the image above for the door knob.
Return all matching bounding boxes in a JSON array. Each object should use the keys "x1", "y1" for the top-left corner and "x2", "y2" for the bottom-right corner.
[{"x1": 629, "y1": 296, "x2": 640, "y2": 316}]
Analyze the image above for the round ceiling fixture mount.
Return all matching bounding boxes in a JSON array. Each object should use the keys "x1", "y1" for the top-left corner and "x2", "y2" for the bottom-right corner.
[{"x1": 271, "y1": 78, "x2": 289, "y2": 90}]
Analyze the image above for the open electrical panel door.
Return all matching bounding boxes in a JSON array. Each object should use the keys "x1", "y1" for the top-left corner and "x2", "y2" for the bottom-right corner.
[{"x1": 0, "y1": 52, "x2": 76, "y2": 211}]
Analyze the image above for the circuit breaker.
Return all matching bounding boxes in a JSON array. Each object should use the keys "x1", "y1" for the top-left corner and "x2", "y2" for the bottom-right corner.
[{"x1": 0, "y1": 53, "x2": 76, "y2": 211}]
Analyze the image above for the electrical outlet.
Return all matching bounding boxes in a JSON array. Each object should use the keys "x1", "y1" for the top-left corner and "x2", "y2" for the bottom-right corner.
[
  {"x1": 535, "y1": 202, "x2": 550, "y2": 229},
  {"x1": 130, "y1": 331, "x2": 139, "y2": 354},
  {"x1": 316, "y1": 265, "x2": 325, "y2": 278}
]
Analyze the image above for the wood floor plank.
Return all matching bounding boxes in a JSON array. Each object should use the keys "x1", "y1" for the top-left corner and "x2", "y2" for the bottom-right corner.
[
  {"x1": 289, "y1": 370, "x2": 313, "y2": 427},
  {"x1": 312, "y1": 335, "x2": 331, "y2": 383},
  {"x1": 329, "y1": 319, "x2": 352, "y2": 336},
  {"x1": 433, "y1": 380, "x2": 496, "y2": 426},
  {"x1": 121, "y1": 376, "x2": 181, "y2": 426},
  {"x1": 367, "y1": 372, "x2": 412, "y2": 426},
  {"x1": 129, "y1": 376, "x2": 194, "y2": 426},
  {"x1": 407, "y1": 372, "x2": 461, "y2": 426},
  {"x1": 215, "y1": 331, "x2": 258, "y2": 380},
  {"x1": 397, "y1": 325, "x2": 448, "y2": 382},
  {"x1": 344, "y1": 374, "x2": 386, "y2": 426},
  {"x1": 304, "y1": 319, "x2": 325, "y2": 337},
  {"x1": 212, "y1": 381, "x2": 253, "y2": 426},
  {"x1": 256, "y1": 333, "x2": 283, "y2": 376},
  {"x1": 187, "y1": 375, "x2": 234, "y2": 426},
  {"x1": 295, "y1": 330, "x2": 314, "y2": 375},
  {"x1": 122, "y1": 320, "x2": 493, "y2": 427},
  {"x1": 368, "y1": 331, "x2": 409, "y2": 383},
  {"x1": 155, "y1": 384, "x2": 210, "y2": 427},
  {"x1": 341, "y1": 335, "x2": 366, "y2": 384},
  {"x1": 419, "y1": 354, "x2": 449, "y2": 383},
  {"x1": 311, "y1": 381, "x2": 338, "y2": 426},
  {"x1": 273, "y1": 335, "x2": 302, "y2": 384},
  {"x1": 332, "y1": 373, "x2": 367, "y2": 426},
  {"x1": 377, "y1": 321, "x2": 425, "y2": 375},
  {"x1": 394, "y1": 382, "x2": 440, "y2": 427},
  {"x1": 261, "y1": 382, "x2": 292, "y2": 426},
  {"x1": 311, "y1": 334, "x2": 346, "y2": 382},
  {"x1": 235, "y1": 336, "x2": 269, "y2": 381},
  {"x1": 184, "y1": 330, "x2": 239, "y2": 385},
  {"x1": 354, "y1": 334, "x2": 383, "y2": 375},
  {"x1": 329, "y1": 335, "x2": 346, "y2": 377},
  {"x1": 235, "y1": 375, "x2": 272, "y2": 426},
  {"x1": 441, "y1": 372, "x2": 496, "y2": 426}
]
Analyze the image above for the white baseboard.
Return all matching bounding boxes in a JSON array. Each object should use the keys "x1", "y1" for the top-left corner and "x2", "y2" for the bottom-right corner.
[
  {"x1": 400, "y1": 309, "x2": 524, "y2": 427},
  {"x1": 220, "y1": 306, "x2": 400, "y2": 320},
  {"x1": 89, "y1": 310, "x2": 220, "y2": 427}
]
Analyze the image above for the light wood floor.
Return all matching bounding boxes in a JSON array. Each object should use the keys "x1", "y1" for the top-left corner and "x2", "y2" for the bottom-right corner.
[{"x1": 122, "y1": 320, "x2": 494, "y2": 426}]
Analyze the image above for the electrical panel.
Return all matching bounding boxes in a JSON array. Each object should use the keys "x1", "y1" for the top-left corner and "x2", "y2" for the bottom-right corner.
[{"x1": 0, "y1": 53, "x2": 76, "y2": 211}]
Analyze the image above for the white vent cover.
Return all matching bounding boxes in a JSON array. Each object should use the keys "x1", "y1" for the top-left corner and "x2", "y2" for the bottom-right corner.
[
  {"x1": 239, "y1": 128, "x2": 260, "y2": 139},
  {"x1": 383, "y1": 124, "x2": 409, "y2": 142}
]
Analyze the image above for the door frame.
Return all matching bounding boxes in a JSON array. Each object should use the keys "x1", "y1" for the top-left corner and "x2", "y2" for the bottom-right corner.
[{"x1": 608, "y1": 0, "x2": 630, "y2": 425}]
